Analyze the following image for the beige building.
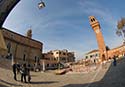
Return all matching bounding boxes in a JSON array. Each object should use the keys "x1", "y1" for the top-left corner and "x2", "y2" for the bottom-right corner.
[
  {"x1": 107, "y1": 44, "x2": 125, "y2": 58},
  {"x1": 0, "y1": 27, "x2": 43, "y2": 66},
  {"x1": 84, "y1": 44, "x2": 125, "y2": 64},
  {"x1": 42, "y1": 49, "x2": 75, "y2": 69},
  {"x1": 85, "y1": 49, "x2": 99, "y2": 63}
]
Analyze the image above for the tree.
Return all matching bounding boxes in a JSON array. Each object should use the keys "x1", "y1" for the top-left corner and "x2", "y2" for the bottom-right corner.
[
  {"x1": 106, "y1": 46, "x2": 110, "y2": 51},
  {"x1": 116, "y1": 18, "x2": 125, "y2": 43}
]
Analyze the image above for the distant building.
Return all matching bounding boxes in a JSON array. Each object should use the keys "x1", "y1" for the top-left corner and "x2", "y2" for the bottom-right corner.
[
  {"x1": 85, "y1": 49, "x2": 99, "y2": 63},
  {"x1": 0, "y1": 27, "x2": 43, "y2": 66},
  {"x1": 108, "y1": 44, "x2": 125, "y2": 58},
  {"x1": 42, "y1": 49, "x2": 75, "y2": 69},
  {"x1": 84, "y1": 44, "x2": 125, "y2": 63}
]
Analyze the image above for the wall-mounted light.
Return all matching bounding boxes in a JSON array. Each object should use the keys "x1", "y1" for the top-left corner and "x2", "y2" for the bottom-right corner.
[{"x1": 38, "y1": 0, "x2": 45, "y2": 9}]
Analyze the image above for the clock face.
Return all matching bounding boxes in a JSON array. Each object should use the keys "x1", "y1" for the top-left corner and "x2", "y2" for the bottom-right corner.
[{"x1": 95, "y1": 29, "x2": 100, "y2": 33}]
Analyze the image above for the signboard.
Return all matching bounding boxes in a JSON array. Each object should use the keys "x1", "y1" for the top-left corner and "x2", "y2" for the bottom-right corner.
[{"x1": 0, "y1": 0, "x2": 20, "y2": 28}]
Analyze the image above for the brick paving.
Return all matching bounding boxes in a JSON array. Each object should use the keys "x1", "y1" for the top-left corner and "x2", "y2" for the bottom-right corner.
[{"x1": 0, "y1": 58, "x2": 124, "y2": 87}]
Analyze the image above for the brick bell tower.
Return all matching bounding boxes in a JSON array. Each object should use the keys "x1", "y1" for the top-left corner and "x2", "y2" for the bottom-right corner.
[{"x1": 89, "y1": 16, "x2": 107, "y2": 62}]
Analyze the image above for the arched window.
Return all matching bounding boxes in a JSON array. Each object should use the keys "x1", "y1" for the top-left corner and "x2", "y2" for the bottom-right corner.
[
  {"x1": 35, "y1": 56, "x2": 37, "y2": 62},
  {"x1": 93, "y1": 18, "x2": 95, "y2": 21},
  {"x1": 23, "y1": 54, "x2": 26, "y2": 61},
  {"x1": 91, "y1": 19, "x2": 93, "y2": 22},
  {"x1": 7, "y1": 42, "x2": 11, "y2": 53}
]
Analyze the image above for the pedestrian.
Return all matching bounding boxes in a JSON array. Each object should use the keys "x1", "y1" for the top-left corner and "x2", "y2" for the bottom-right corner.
[
  {"x1": 12, "y1": 62, "x2": 17, "y2": 81},
  {"x1": 94, "y1": 59, "x2": 96, "y2": 65},
  {"x1": 27, "y1": 64, "x2": 31, "y2": 83},
  {"x1": 113, "y1": 55, "x2": 117, "y2": 66},
  {"x1": 20, "y1": 64, "x2": 27, "y2": 83},
  {"x1": 16, "y1": 63, "x2": 20, "y2": 74}
]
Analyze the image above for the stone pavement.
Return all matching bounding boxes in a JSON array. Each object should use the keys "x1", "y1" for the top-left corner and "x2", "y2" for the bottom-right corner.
[
  {"x1": 63, "y1": 58, "x2": 125, "y2": 87},
  {"x1": 0, "y1": 58, "x2": 124, "y2": 87}
]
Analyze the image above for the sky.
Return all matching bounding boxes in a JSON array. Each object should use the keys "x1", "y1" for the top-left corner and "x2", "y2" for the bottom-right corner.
[{"x1": 3, "y1": 0, "x2": 125, "y2": 60}]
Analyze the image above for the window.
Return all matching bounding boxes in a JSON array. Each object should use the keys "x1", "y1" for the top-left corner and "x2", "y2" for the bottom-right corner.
[
  {"x1": 59, "y1": 52, "x2": 61, "y2": 54},
  {"x1": 62, "y1": 58, "x2": 65, "y2": 60},
  {"x1": 23, "y1": 54, "x2": 26, "y2": 61},
  {"x1": 37, "y1": 57, "x2": 40, "y2": 62},
  {"x1": 93, "y1": 18, "x2": 95, "y2": 21},
  {"x1": 91, "y1": 18, "x2": 95, "y2": 22},
  {"x1": 54, "y1": 58, "x2": 56, "y2": 60},
  {"x1": 56, "y1": 52, "x2": 59, "y2": 54},
  {"x1": 46, "y1": 64, "x2": 49, "y2": 67},
  {"x1": 7, "y1": 42, "x2": 11, "y2": 53},
  {"x1": 11, "y1": 34, "x2": 14, "y2": 39},
  {"x1": 86, "y1": 56, "x2": 88, "y2": 59},
  {"x1": 90, "y1": 55, "x2": 92, "y2": 58},
  {"x1": 63, "y1": 53, "x2": 66, "y2": 55},
  {"x1": 91, "y1": 19, "x2": 93, "y2": 22},
  {"x1": 95, "y1": 54, "x2": 98, "y2": 57},
  {"x1": 35, "y1": 56, "x2": 37, "y2": 62}
]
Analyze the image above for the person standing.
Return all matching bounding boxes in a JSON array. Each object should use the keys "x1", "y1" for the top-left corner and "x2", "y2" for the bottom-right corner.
[
  {"x1": 27, "y1": 64, "x2": 31, "y2": 83},
  {"x1": 113, "y1": 55, "x2": 117, "y2": 66},
  {"x1": 16, "y1": 63, "x2": 20, "y2": 74},
  {"x1": 20, "y1": 64, "x2": 27, "y2": 83},
  {"x1": 12, "y1": 62, "x2": 17, "y2": 81}
]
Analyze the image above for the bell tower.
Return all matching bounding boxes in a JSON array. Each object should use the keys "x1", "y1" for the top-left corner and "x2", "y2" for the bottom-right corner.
[{"x1": 89, "y1": 16, "x2": 107, "y2": 62}]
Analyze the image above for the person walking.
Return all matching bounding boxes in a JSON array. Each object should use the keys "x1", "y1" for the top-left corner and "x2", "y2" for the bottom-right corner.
[{"x1": 12, "y1": 62, "x2": 17, "y2": 81}]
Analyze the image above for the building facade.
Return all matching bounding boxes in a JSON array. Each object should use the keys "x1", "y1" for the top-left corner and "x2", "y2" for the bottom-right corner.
[
  {"x1": 42, "y1": 49, "x2": 75, "y2": 69},
  {"x1": 108, "y1": 44, "x2": 125, "y2": 58},
  {"x1": 84, "y1": 44, "x2": 125, "y2": 63},
  {"x1": 0, "y1": 28, "x2": 43, "y2": 66},
  {"x1": 85, "y1": 49, "x2": 99, "y2": 63}
]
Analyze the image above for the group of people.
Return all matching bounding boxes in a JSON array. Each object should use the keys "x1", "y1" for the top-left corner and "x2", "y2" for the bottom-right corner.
[{"x1": 12, "y1": 63, "x2": 31, "y2": 83}]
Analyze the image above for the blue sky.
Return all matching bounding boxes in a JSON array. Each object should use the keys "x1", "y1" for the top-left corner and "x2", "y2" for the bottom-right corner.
[{"x1": 3, "y1": 0, "x2": 125, "y2": 60}]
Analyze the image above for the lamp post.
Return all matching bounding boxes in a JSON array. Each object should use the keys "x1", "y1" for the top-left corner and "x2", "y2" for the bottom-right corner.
[{"x1": 38, "y1": 0, "x2": 46, "y2": 9}]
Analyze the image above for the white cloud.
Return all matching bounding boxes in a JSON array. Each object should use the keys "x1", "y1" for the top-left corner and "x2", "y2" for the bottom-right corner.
[{"x1": 78, "y1": 0, "x2": 117, "y2": 28}]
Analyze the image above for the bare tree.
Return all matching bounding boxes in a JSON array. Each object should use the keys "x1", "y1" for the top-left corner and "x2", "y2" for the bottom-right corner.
[{"x1": 116, "y1": 18, "x2": 125, "y2": 43}]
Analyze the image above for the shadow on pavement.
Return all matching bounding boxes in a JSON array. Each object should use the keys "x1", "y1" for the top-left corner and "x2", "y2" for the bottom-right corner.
[
  {"x1": 62, "y1": 58, "x2": 125, "y2": 87},
  {"x1": 0, "y1": 84, "x2": 9, "y2": 87},
  {"x1": 30, "y1": 81, "x2": 58, "y2": 84},
  {"x1": 0, "y1": 79, "x2": 23, "y2": 87}
]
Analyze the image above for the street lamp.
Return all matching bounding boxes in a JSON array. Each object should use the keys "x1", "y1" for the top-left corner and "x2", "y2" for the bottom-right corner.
[{"x1": 38, "y1": 0, "x2": 46, "y2": 9}]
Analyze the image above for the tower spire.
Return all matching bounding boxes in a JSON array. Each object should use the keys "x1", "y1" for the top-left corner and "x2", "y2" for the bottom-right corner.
[{"x1": 26, "y1": 26, "x2": 32, "y2": 38}]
